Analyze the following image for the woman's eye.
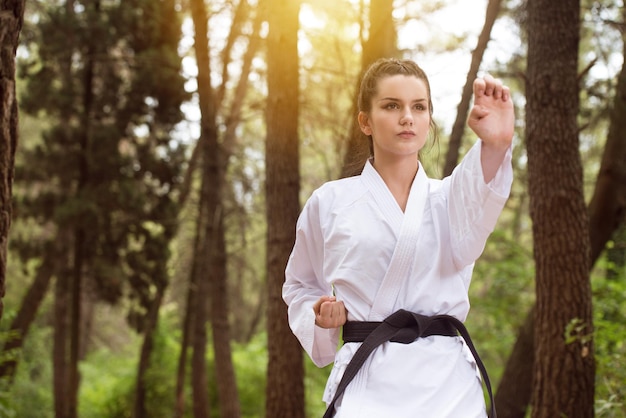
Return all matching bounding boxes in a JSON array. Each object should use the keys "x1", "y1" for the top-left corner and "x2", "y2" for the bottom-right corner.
[{"x1": 384, "y1": 103, "x2": 399, "y2": 110}]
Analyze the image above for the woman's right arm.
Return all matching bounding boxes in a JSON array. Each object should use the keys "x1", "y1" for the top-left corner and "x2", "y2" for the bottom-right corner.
[{"x1": 282, "y1": 193, "x2": 342, "y2": 367}]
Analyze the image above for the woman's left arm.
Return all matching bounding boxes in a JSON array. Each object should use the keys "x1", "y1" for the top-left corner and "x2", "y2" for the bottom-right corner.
[{"x1": 467, "y1": 74, "x2": 515, "y2": 183}]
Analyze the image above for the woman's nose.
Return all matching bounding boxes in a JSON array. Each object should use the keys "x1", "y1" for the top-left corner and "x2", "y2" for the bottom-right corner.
[{"x1": 400, "y1": 108, "x2": 413, "y2": 125}]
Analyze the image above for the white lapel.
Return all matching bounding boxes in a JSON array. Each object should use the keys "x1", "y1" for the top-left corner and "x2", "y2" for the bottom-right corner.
[
  {"x1": 364, "y1": 162, "x2": 429, "y2": 321},
  {"x1": 360, "y1": 160, "x2": 404, "y2": 238}
]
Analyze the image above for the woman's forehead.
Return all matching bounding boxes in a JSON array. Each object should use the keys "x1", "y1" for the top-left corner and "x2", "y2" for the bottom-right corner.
[{"x1": 374, "y1": 75, "x2": 429, "y2": 98}]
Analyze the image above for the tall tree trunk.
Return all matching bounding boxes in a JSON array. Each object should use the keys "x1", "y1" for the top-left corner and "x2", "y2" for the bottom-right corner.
[
  {"x1": 67, "y1": 2, "x2": 98, "y2": 414},
  {"x1": 495, "y1": 4, "x2": 626, "y2": 416},
  {"x1": 68, "y1": 42, "x2": 93, "y2": 418},
  {"x1": 191, "y1": 239, "x2": 210, "y2": 418},
  {"x1": 173, "y1": 111, "x2": 205, "y2": 418},
  {"x1": 173, "y1": 161, "x2": 214, "y2": 418},
  {"x1": 180, "y1": 1, "x2": 257, "y2": 415},
  {"x1": 206, "y1": 4, "x2": 260, "y2": 416},
  {"x1": 526, "y1": 1, "x2": 595, "y2": 417},
  {"x1": 133, "y1": 284, "x2": 166, "y2": 418},
  {"x1": 210, "y1": 213, "x2": 240, "y2": 418},
  {"x1": 0, "y1": 0, "x2": 24, "y2": 321},
  {"x1": 54, "y1": 240, "x2": 72, "y2": 418},
  {"x1": 189, "y1": 0, "x2": 215, "y2": 415},
  {"x1": 223, "y1": 5, "x2": 264, "y2": 344},
  {"x1": 191, "y1": 0, "x2": 242, "y2": 414},
  {"x1": 341, "y1": 0, "x2": 397, "y2": 178},
  {"x1": 265, "y1": 0, "x2": 304, "y2": 416},
  {"x1": 68, "y1": 232, "x2": 84, "y2": 418},
  {"x1": 442, "y1": 0, "x2": 502, "y2": 177},
  {"x1": 0, "y1": 250, "x2": 55, "y2": 383},
  {"x1": 53, "y1": 2, "x2": 75, "y2": 415},
  {"x1": 361, "y1": 0, "x2": 396, "y2": 66},
  {"x1": 174, "y1": 242, "x2": 198, "y2": 418}
]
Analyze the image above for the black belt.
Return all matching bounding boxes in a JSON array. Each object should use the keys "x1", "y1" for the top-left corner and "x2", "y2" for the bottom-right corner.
[{"x1": 323, "y1": 309, "x2": 496, "y2": 418}]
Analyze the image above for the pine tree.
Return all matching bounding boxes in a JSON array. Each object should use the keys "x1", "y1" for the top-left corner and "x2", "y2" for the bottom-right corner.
[{"x1": 11, "y1": 0, "x2": 187, "y2": 414}]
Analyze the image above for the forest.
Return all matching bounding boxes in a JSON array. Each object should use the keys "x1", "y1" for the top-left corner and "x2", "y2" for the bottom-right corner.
[{"x1": 0, "y1": 0, "x2": 625, "y2": 417}]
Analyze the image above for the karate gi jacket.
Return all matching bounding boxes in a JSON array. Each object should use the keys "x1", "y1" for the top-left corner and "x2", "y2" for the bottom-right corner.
[{"x1": 283, "y1": 140, "x2": 513, "y2": 418}]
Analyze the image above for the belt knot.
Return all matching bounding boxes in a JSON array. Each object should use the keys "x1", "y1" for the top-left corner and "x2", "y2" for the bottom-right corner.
[{"x1": 384, "y1": 309, "x2": 432, "y2": 343}]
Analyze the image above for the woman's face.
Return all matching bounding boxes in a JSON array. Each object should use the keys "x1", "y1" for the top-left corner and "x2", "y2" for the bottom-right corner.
[{"x1": 358, "y1": 74, "x2": 431, "y2": 162}]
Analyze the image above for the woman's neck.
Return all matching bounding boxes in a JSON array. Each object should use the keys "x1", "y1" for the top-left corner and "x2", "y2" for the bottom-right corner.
[{"x1": 371, "y1": 156, "x2": 419, "y2": 212}]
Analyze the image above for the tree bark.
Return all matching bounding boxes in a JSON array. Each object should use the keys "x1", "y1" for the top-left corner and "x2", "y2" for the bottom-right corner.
[
  {"x1": 265, "y1": 0, "x2": 305, "y2": 416},
  {"x1": 442, "y1": 0, "x2": 502, "y2": 177},
  {"x1": 0, "y1": 0, "x2": 25, "y2": 321},
  {"x1": 526, "y1": 0, "x2": 595, "y2": 417}
]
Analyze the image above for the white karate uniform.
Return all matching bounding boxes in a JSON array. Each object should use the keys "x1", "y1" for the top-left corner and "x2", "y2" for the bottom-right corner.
[{"x1": 283, "y1": 140, "x2": 513, "y2": 417}]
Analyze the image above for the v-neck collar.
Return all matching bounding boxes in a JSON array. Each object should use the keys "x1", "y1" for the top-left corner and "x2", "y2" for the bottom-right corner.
[{"x1": 360, "y1": 159, "x2": 427, "y2": 232}]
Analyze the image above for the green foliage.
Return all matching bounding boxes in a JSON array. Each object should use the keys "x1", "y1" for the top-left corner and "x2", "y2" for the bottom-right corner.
[
  {"x1": 0, "y1": 329, "x2": 19, "y2": 418},
  {"x1": 591, "y1": 255, "x2": 626, "y2": 418},
  {"x1": 79, "y1": 316, "x2": 182, "y2": 418},
  {"x1": 4, "y1": 326, "x2": 54, "y2": 418},
  {"x1": 74, "y1": 318, "x2": 333, "y2": 418},
  {"x1": 0, "y1": 378, "x2": 17, "y2": 418},
  {"x1": 144, "y1": 319, "x2": 186, "y2": 417},
  {"x1": 564, "y1": 318, "x2": 594, "y2": 346},
  {"x1": 15, "y1": 0, "x2": 189, "y2": 331},
  {"x1": 226, "y1": 332, "x2": 335, "y2": 418},
  {"x1": 304, "y1": 359, "x2": 333, "y2": 418},
  {"x1": 468, "y1": 227, "x2": 535, "y2": 383},
  {"x1": 79, "y1": 342, "x2": 138, "y2": 418},
  {"x1": 231, "y1": 333, "x2": 267, "y2": 418}
]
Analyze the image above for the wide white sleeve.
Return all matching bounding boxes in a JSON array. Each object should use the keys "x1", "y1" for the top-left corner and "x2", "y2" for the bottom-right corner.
[
  {"x1": 282, "y1": 192, "x2": 340, "y2": 367},
  {"x1": 447, "y1": 139, "x2": 513, "y2": 268}
]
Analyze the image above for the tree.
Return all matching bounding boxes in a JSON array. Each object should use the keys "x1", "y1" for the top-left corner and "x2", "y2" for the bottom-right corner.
[
  {"x1": 0, "y1": 0, "x2": 25, "y2": 322},
  {"x1": 526, "y1": 0, "x2": 595, "y2": 416},
  {"x1": 495, "y1": 2, "x2": 626, "y2": 416},
  {"x1": 442, "y1": 0, "x2": 502, "y2": 176},
  {"x1": 187, "y1": 0, "x2": 219, "y2": 415},
  {"x1": 176, "y1": 1, "x2": 263, "y2": 416},
  {"x1": 341, "y1": 0, "x2": 397, "y2": 177},
  {"x1": 265, "y1": 0, "x2": 304, "y2": 416},
  {"x1": 14, "y1": 1, "x2": 188, "y2": 415}
]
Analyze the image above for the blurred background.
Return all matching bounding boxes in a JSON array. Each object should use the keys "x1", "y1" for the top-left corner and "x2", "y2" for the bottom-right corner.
[{"x1": 0, "y1": 0, "x2": 624, "y2": 417}]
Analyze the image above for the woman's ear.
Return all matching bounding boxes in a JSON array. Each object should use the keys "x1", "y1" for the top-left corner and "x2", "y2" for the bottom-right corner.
[{"x1": 358, "y1": 112, "x2": 372, "y2": 136}]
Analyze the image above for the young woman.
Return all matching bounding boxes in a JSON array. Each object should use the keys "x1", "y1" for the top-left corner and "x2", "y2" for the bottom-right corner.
[{"x1": 283, "y1": 58, "x2": 514, "y2": 417}]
